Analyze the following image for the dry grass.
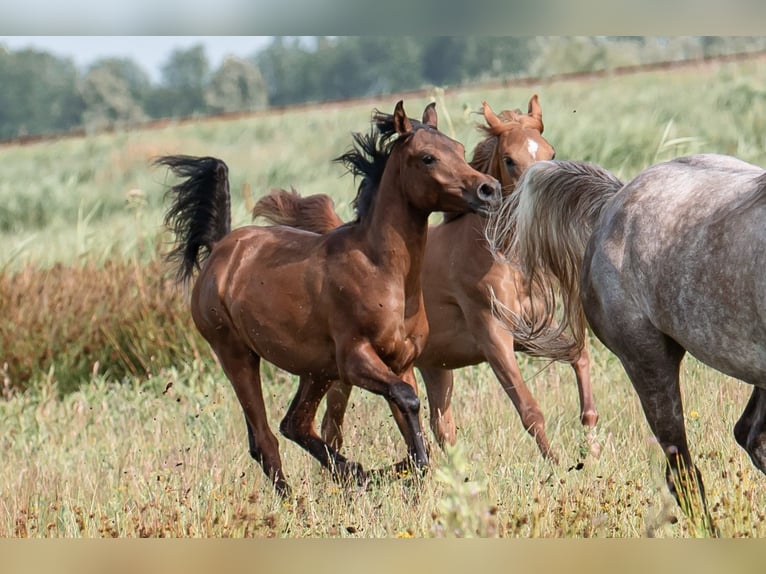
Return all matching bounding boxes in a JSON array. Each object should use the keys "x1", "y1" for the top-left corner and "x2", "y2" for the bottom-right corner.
[
  {"x1": 2, "y1": 349, "x2": 765, "y2": 538},
  {"x1": 0, "y1": 256, "x2": 206, "y2": 394}
]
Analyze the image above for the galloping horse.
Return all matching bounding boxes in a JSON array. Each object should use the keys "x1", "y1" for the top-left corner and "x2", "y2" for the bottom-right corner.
[
  {"x1": 487, "y1": 154, "x2": 766, "y2": 533},
  {"x1": 254, "y1": 95, "x2": 598, "y2": 462},
  {"x1": 158, "y1": 101, "x2": 501, "y2": 496}
]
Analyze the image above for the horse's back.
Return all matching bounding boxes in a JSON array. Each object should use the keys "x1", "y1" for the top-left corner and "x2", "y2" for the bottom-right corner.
[{"x1": 584, "y1": 154, "x2": 766, "y2": 384}]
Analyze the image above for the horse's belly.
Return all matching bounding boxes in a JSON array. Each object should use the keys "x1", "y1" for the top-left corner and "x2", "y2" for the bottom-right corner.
[
  {"x1": 670, "y1": 332, "x2": 766, "y2": 387},
  {"x1": 232, "y1": 298, "x2": 338, "y2": 377},
  {"x1": 417, "y1": 306, "x2": 483, "y2": 369}
]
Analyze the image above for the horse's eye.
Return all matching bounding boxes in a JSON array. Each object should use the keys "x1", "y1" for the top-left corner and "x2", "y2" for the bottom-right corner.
[
  {"x1": 422, "y1": 154, "x2": 435, "y2": 166},
  {"x1": 503, "y1": 156, "x2": 515, "y2": 168}
]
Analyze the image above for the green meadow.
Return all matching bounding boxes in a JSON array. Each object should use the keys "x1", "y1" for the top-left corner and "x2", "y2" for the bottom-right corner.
[{"x1": 2, "y1": 56, "x2": 766, "y2": 537}]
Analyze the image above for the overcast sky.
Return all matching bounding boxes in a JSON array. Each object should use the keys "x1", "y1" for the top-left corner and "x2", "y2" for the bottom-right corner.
[{"x1": 0, "y1": 36, "x2": 274, "y2": 81}]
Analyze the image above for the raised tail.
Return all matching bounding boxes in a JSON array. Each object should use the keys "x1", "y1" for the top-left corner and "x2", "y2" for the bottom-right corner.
[
  {"x1": 156, "y1": 155, "x2": 232, "y2": 285},
  {"x1": 486, "y1": 159, "x2": 624, "y2": 359},
  {"x1": 252, "y1": 188, "x2": 344, "y2": 234}
]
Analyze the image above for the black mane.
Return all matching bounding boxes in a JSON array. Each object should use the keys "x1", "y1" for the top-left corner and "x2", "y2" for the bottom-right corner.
[{"x1": 334, "y1": 109, "x2": 433, "y2": 222}]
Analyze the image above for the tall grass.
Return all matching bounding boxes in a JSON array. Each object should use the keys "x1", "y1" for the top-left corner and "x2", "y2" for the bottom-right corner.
[
  {"x1": 2, "y1": 56, "x2": 766, "y2": 537},
  {"x1": 2, "y1": 354, "x2": 764, "y2": 537},
  {"x1": 0, "y1": 256, "x2": 205, "y2": 394}
]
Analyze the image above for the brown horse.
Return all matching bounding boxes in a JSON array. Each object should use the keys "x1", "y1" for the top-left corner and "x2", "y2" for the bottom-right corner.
[
  {"x1": 253, "y1": 95, "x2": 598, "y2": 462},
  {"x1": 488, "y1": 155, "x2": 766, "y2": 535},
  {"x1": 157, "y1": 101, "x2": 501, "y2": 496}
]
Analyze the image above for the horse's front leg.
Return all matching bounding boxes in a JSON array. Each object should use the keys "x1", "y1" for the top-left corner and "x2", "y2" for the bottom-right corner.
[
  {"x1": 340, "y1": 341, "x2": 429, "y2": 471},
  {"x1": 566, "y1": 338, "x2": 601, "y2": 459},
  {"x1": 470, "y1": 306, "x2": 556, "y2": 462},
  {"x1": 420, "y1": 367, "x2": 458, "y2": 448},
  {"x1": 381, "y1": 365, "x2": 431, "y2": 476}
]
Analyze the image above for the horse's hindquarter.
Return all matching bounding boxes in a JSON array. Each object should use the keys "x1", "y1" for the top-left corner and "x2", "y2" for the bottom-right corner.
[
  {"x1": 585, "y1": 158, "x2": 766, "y2": 384},
  {"x1": 194, "y1": 226, "x2": 339, "y2": 377}
]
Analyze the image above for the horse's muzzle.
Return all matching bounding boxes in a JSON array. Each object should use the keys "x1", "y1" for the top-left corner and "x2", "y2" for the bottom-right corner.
[{"x1": 474, "y1": 180, "x2": 502, "y2": 214}]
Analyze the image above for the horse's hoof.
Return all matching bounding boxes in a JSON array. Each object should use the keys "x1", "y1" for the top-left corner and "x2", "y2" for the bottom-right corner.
[{"x1": 394, "y1": 458, "x2": 429, "y2": 480}]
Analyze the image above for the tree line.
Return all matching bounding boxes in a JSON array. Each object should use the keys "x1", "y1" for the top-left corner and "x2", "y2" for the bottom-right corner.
[{"x1": 1, "y1": 36, "x2": 764, "y2": 140}]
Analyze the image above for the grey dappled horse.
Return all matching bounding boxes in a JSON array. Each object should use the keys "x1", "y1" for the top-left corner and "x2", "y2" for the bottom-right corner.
[{"x1": 488, "y1": 154, "x2": 766, "y2": 534}]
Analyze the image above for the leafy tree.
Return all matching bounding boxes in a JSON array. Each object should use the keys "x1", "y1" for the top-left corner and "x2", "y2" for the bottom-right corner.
[
  {"x1": 204, "y1": 56, "x2": 269, "y2": 113},
  {"x1": 80, "y1": 58, "x2": 151, "y2": 129},
  {"x1": 0, "y1": 48, "x2": 84, "y2": 138},
  {"x1": 464, "y1": 37, "x2": 532, "y2": 80},
  {"x1": 80, "y1": 64, "x2": 149, "y2": 131},
  {"x1": 420, "y1": 37, "x2": 470, "y2": 86},
  {"x1": 255, "y1": 37, "x2": 319, "y2": 106},
  {"x1": 150, "y1": 44, "x2": 210, "y2": 118},
  {"x1": 338, "y1": 37, "x2": 424, "y2": 96}
]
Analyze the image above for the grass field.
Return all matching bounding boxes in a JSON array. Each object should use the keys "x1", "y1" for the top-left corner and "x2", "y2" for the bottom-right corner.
[{"x1": 2, "y1": 55, "x2": 766, "y2": 537}]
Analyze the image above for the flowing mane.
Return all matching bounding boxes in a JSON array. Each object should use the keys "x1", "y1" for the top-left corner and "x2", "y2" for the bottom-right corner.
[
  {"x1": 333, "y1": 128, "x2": 393, "y2": 223},
  {"x1": 469, "y1": 136, "x2": 498, "y2": 175},
  {"x1": 334, "y1": 108, "x2": 435, "y2": 223}
]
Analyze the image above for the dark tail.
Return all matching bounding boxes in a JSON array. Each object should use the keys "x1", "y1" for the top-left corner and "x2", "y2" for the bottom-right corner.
[
  {"x1": 252, "y1": 188, "x2": 344, "y2": 234},
  {"x1": 156, "y1": 155, "x2": 231, "y2": 285}
]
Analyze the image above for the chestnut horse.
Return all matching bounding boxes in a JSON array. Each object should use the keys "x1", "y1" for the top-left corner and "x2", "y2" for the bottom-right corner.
[
  {"x1": 253, "y1": 95, "x2": 598, "y2": 462},
  {"x1": 488, "y1": 154, "x2": 766, "y2": 534},
  {"x1": 158, "y1": 101, "x2": 501, "y2": 496}
]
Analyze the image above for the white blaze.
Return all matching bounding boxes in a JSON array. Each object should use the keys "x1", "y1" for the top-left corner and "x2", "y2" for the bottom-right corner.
[{"x1": 527, "y1": 138, "x2": 539, "y2": 160}]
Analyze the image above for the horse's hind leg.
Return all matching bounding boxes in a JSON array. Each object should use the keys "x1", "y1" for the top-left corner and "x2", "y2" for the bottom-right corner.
[
  {"x1": 564, "y1": 339, "x2": 600, "y2": 459},
  {"x1": 320, "y1": 381, "x2": 353, "y2": 451},
  {"x1": 420, "y1": 367, "x2": 458, "y2": 448},
  {"x1": 609, "y1": 330, "x2": 716, "y2": 533},
  {"x1": 215, "y1": 343, "x2": 290, "y2": 496},
  {"x1": 213, "y1": 341, "x2": 289, "y2": 496},
  {"x1": 734, "y1": 386, "x2": 766, "y2": 475},
  {"x1": 281, "y1": 376, "x2": 367, "y2": 485},
  {"x1": 569, "y1": 340, "x2": 599, "y2": 429}
]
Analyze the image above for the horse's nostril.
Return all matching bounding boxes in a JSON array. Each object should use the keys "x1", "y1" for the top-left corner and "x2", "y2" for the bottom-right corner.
[{"x1": 478, "y1": 181, "x2": 501, "y2": 202}]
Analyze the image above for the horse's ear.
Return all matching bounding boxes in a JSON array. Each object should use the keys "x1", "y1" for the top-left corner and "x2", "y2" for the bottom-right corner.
[
  {"x1": 422, "y1": 102, "x2": 438, "y2": 128},
  {"x1": 482, "y1": 101, "x2": 503, "y2": 131},
  {"x1": 393, "y1": 100, "x2": 413, "y2": 135},
  {"x1": 528, "y1": 94, "x2": 544, "y2": 133}
]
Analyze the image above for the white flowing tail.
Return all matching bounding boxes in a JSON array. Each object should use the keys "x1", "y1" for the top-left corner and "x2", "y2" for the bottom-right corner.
[{"x1": 486, "y1": 160, "x2": 624, "y2": 359}]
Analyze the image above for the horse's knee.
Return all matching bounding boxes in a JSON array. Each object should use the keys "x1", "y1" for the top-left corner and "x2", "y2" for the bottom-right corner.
[
  {"x1": 389, "y1": 382, "x2": 421, "y2": 415},
  {"x1": 519, "y1": 404, "x2": 546, "y2": 436},
  {"x1": 581, "y1": 409, "x2": 599, "y2": 428}
]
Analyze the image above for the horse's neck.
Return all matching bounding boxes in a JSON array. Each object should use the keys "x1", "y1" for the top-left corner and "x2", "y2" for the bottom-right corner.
[{"x1": 363, "y1": 181, "x2": 429, "y2": 293}]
